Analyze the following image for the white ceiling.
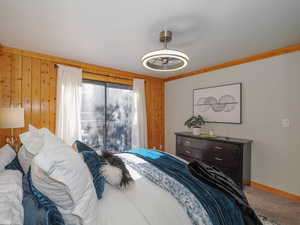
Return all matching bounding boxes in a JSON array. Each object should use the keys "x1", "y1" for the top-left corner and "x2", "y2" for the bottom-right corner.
[{"x1": 1, "y1": 0, "x2": 300, "y2": 78}]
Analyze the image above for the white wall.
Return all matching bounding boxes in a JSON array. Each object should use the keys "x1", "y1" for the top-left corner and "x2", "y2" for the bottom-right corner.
[{"x1": 165, "y1": 51, "x2": 300, "y2": 195}]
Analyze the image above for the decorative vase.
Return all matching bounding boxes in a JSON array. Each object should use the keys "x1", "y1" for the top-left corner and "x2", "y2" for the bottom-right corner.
[{"x1": 192, "y1": 127, "x2": 201, "y2": 136}]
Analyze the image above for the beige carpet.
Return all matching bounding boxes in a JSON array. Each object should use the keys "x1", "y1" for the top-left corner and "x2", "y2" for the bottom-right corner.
[{"x1": 245, "y1": 186, "x2": 300, "y2": 225}]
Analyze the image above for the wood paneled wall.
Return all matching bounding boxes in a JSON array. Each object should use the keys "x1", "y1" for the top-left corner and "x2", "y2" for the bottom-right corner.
[
  {"x1": 146, "y1": 78, "x2": 164, "y2": 150},
  {"x1": 0, "y1": 46, "x2": 164, "y2": 150}
]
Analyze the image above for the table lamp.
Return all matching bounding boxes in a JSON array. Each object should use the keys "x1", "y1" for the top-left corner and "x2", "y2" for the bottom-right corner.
[{"x1": 0, "y1": 107, "x2": 24, "y2": 149}]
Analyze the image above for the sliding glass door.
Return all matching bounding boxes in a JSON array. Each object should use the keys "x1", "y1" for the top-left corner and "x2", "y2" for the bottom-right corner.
[
  {"x1": 81, "y1": 80, "x2": 105, "y2": 149},
  {"x1": 106, "y1": 83, "x2": 133, "y2": 151},
  {"x1": 81, "y1": 80, "x2": 133, "y2": 152}
]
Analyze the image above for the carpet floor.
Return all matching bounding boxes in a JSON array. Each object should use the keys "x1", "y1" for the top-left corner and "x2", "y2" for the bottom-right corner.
[{"x1": 245, "y1": 186, "x2": 300, "y2": 225}]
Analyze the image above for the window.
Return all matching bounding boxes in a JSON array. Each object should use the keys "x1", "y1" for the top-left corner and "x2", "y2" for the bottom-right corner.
[{"x1": 81, "y1": 80, "x2": 133, "y2": 152}]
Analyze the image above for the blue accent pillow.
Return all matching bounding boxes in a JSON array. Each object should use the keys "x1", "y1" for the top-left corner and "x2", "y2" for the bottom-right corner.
[
  {"x1": 26, "y1": 168, "x2": 65, "y2": 225},
  {"x1": 74, "y1": 141, "x2": 105, "y2": 199},
  {"x1": 74, "y1": 140, "x2": 94, "y2": 152},
  {"x1": 23, "y1": 194, "x2": 53, "y2": 225},
  {"x1": 23, "y1": 174, "x2": 56, "y2": 225},
  {"x1": 5, "y1": 156, "x2": 25, "y2": 175}
]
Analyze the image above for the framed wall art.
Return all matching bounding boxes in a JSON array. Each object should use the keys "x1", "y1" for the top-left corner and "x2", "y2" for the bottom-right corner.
[{"x1": 193, "y1": 83, "x2": 242, "y2": 124}]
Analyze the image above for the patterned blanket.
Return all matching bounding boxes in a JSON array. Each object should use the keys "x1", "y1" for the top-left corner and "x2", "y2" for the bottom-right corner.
[{"x1": 122, "y1": 149, "x2": 245, "y2": 225}]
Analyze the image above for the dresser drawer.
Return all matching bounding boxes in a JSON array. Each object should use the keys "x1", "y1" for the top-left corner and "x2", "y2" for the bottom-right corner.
[
  {"x1": 177, "y1": 146, "x2": 207, "y2": 159},
  {"x1": 177, "y1": 138, "x2": 242, "y2": 168},
  {"x1": 208, "y1": 143, "x2": 242, "y2": 168},
  {"x1": 177, "y1": 153, "x2": 194, "y2": 162},
  {"x1": 210, "y1": 142, "x2": 240, "y2": 155},
  {"x1": 177, "y1": 136, "x2": 210, "y2": 149}
]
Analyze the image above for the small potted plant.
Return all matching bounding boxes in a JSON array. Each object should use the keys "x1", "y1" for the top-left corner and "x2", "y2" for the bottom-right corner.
[{"x1": 184, "y1": 115, "x2": 205, "y2": 136}]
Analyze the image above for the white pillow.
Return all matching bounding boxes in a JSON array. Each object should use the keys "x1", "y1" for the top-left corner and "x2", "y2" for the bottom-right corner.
[
  {"x1": 0, "y1": 144, "x2": 16, "y2": 170},
  {"x1": 18, "y1": 125, "x2": 54, "y2": 173},
  {"x1": 17, "y1": 145, "x2": 34, "y2": 174},
  {"x1": 19, "y1": 125, "x2": 52, "y2": 155},
  {"x1": 0, "y1": 170, "x2": 23, "y2": 225},
  {"x1": 31, "y1": 132, "x2": 98, "y2": 225}
]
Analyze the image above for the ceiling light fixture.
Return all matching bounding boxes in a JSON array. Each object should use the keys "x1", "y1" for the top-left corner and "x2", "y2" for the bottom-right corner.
[{"x1": 142, "y1": 30, "x2": 189, "y2": 72}]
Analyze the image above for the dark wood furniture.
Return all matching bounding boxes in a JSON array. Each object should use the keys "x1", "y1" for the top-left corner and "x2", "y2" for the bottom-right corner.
[{"x1": 175, "y1": 132, "x2": 252, "y2": 188}]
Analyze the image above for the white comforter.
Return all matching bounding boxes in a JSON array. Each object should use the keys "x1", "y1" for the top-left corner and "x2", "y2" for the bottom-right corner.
[
  {"x1": 97, "y1": 154, "x2": 192, "y2": 225},
  {"x1": 0, "y1": 170, "x2": 24, "y2": 225}
]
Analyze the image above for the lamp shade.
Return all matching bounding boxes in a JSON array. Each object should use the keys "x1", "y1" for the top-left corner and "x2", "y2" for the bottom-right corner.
[{"x1": 0, "y1": 108, "x2": 25, "y2": 129}]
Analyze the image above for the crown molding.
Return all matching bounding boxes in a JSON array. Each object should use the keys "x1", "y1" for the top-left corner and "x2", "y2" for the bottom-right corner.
[{"x1": 165, "y1": 43, "x2": 300, "y2": 82}]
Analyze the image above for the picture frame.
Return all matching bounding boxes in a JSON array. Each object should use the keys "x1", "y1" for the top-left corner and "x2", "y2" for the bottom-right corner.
[{"x1": 193, "y1": 83, "x2": 242, "y2": 124}]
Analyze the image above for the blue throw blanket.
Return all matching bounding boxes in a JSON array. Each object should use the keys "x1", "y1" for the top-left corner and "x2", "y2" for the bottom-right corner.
[{"x1": 126, "y1": 149, "x2": 245, "y2": 225}]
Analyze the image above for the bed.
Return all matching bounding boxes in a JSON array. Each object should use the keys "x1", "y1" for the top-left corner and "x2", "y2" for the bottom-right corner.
[{"x1": 0, "y1": 126, "x2": 264, "y2": 225}]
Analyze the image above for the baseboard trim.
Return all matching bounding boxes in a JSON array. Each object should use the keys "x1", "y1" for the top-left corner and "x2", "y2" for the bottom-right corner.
[{"x1": 250, "y1": 181, "x2": 300, "y2": 202}]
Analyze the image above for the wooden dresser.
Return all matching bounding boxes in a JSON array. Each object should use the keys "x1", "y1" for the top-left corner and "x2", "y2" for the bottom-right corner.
[{"x1": 175, "y1": 132, "x2": 252, "y2": 188}]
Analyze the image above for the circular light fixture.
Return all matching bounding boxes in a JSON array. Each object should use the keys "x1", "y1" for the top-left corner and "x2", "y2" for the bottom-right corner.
[{"x1": 142, "y1": 31, "x2": 189, "y2": 72}]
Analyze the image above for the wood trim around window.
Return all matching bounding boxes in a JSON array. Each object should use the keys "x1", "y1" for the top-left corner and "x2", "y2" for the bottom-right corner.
[
  {"x1": 83, "y1": 72, "x2": 133, "y2": 86},
  {"x1": 165, "y1": 43, "x2": 300, "y2": 82}
]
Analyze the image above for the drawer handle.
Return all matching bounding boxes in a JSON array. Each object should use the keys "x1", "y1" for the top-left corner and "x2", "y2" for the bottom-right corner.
[
  {"x1": 215, "y1": 157, "x2": 223, "y2": 161},
  {"x1": 184, "y1": 141, "x2": 191, "y2": 145},
  {"x1": 185, "y1": 150, "x2": 191, "y2": 154},
  {"x1": 215, "y1": 146, "x2": 223, "y2": 150}
]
